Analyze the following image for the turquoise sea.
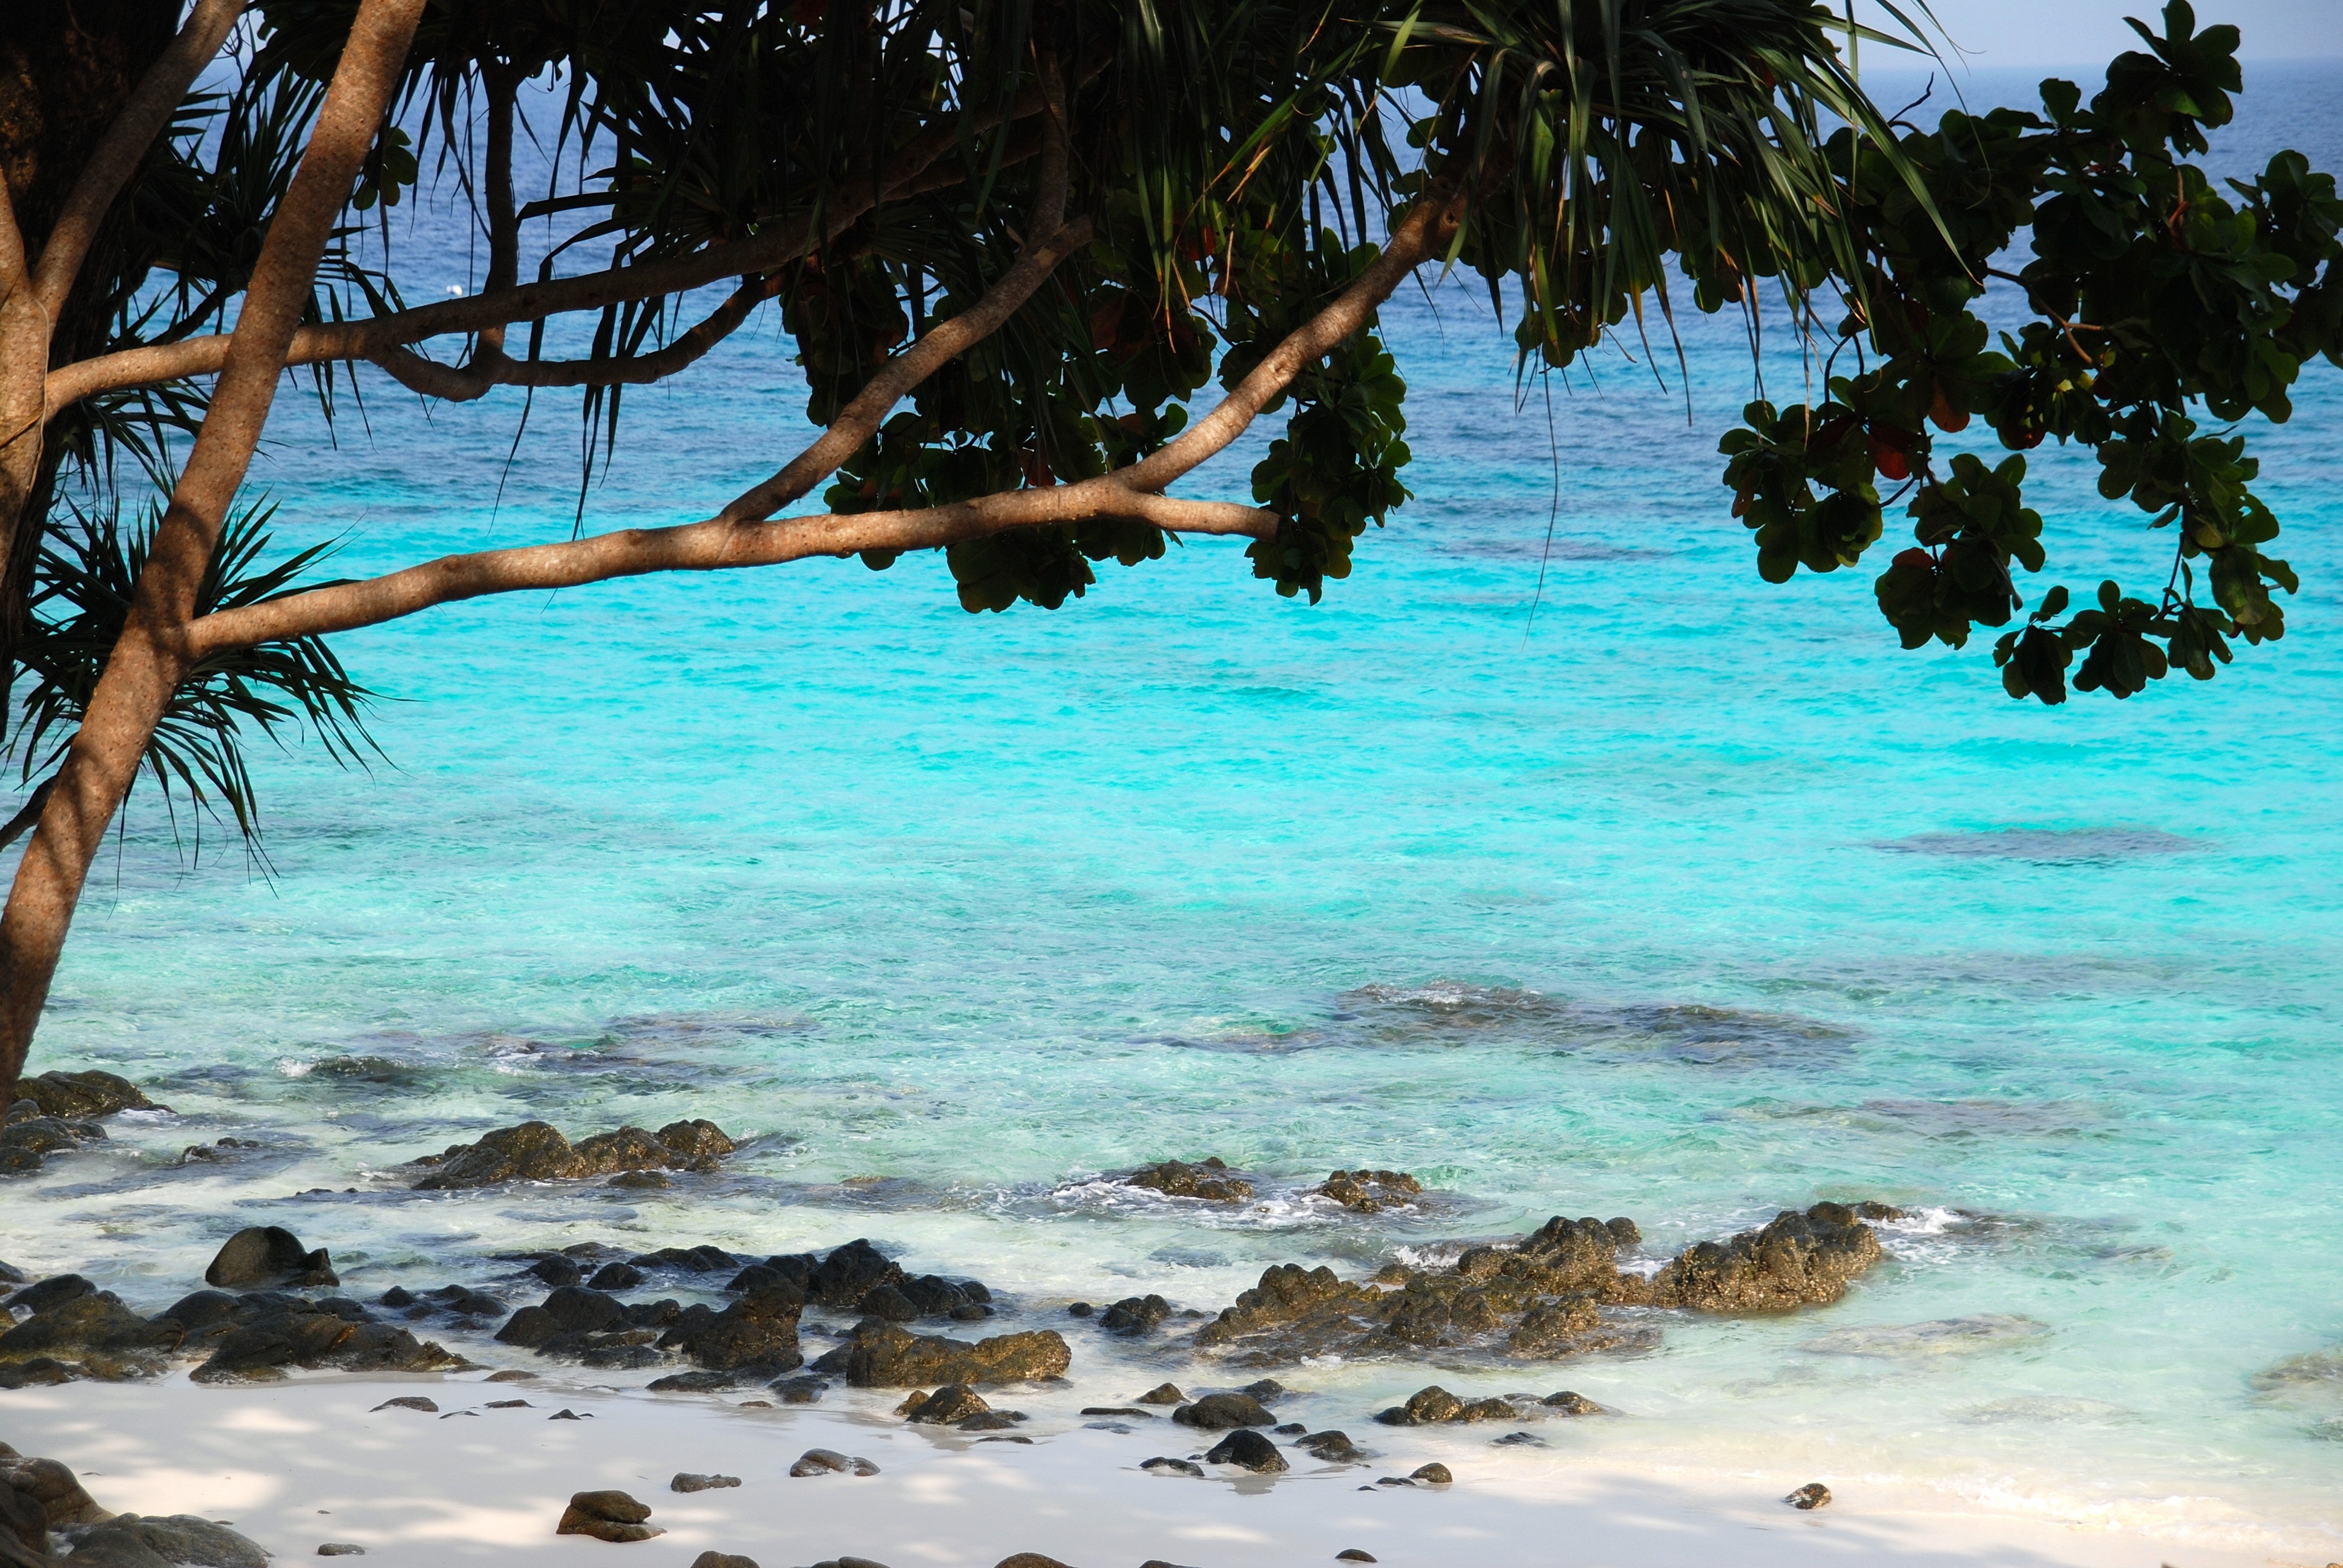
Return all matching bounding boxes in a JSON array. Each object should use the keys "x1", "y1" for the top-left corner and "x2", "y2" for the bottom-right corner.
[{"x1": 7, "y1": 59, "x2": 2342, "y2": 1560}]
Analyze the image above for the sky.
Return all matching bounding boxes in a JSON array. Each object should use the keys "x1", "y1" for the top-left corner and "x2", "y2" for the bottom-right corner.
[{"x1": 1853, "y1": 0, "x2": 2338, "y2": 67}]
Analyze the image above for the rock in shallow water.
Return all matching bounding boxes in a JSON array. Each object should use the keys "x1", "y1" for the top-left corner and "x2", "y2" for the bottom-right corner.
[
  {"x1": 669, "y1": 1474, "x2": 739, "y2": 1493},
  {"x1": 1141, "y1": 1457, "x2": 1204, "y2": 1477},
  {"x1": 1135, "y1": 1382, "x2": 1185, "y2": 1405},
  {"x1": 57, "y1": 1514, "x2": 270, "y2": 1568},
  {"x1": 412, "y1": 1119, "x2": 734, "y2": 1189},
  {"x1": 205, "y1": 1227, "x2": 337, "y2": 1289},
  {"x1": 1172, "y1": 1393, "x2": 1275, "y2": 1430},
  {"x1": 1784, "y1": 1481, "x2": 1832, "y2": 1510},
  {"x1": 788, "y1": 1449, "x2": 878, "y2": 1478},
  {"x1": 1202, "y1": 1429, "x2": 1288, "y2": 1473},
  {"x1": 1312, "y1": 1169, "x2": 1423, "y2": 1214},
  {"x1": 1122, "y1": 1157, "x2": 1253, "y2": 1203},
  {"x1": 688, "y1": 1555, "x2": 759, "y2": 1568},
  {"x1": 557, "y1": 1491, "x2": 662, "y2": 1543},
  {"x1": 811, "y1": 1321, "x2": 1069, "y2": 1388}
]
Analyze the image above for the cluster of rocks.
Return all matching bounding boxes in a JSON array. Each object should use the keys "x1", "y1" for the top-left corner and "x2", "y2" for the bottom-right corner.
[
  {"x1": 4, "y1": 1442, "x2": 272, "y2": 1568},
  {"x1": 1371, "y1": 1383, "x2": 1602, "y2": 1425},
  {"x1": 1311, "y1": 1169, "x2": 1423, "y2": 1214},
  {"x1": 1190, "y1": 1202, "x2": 1899, "y2": 1366},
  {"x1": 1120, "y1": 1158, "x2": 1254, "y2": 1203},
  {"x1": 0, "y1": 1227, "x2": 461, "y2": 1387},
  {"x1": 1, "y1": 1071, "x2": 161, "y2": 1177},
  {"x1": 408, "y1": 1118, "x2": 736, "y2": 1188}
]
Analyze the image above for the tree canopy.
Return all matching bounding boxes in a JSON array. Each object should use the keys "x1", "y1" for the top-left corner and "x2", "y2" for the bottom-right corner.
[{"x1": 0, "y1": 0, "x2": 2336, "y2": 1097}]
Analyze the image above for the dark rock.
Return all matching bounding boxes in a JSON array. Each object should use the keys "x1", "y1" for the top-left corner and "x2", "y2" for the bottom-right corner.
[
  {"x1": 1066, "y1": 1302, "x2": 1093, "y2": 1318},
  {"x1": 0, "y1": 1358, "x2": 74, "y2": 1388},
  {"x1": 898, "y1": 1275, "x2": 985, "y2": 1319},
  {"x1": 820, "y1": 1321, "x2": 1069, "y2": 1388},
  {"x1": 1410, "y1": 1462, "x2": 1453, "y2": 1485},
  {"x1": 58, "y1": 1514, "x2": 269, "y2": 1568},
  {"x1": 974, "y1": 1434, "x2": 1032, "y2": 1445},
  {"x1": 370, "y1": 1397, "x2": 437, "y2": 1413},
  {"x1": 1649, "y1": 1206, "x2": 1887, "y2": 1312},
  {"x1": 414, "y1": 1120, "x2": 735, "y2": 1189},
  {"x1": 1542, "y1": 1390, "x2": 1602, "y2": 1415},
  {"x1": 647, "y1": 1371, "x2": 737, "y2": 1393},
  {"x1": 904, "y1": 1384, "x2": 989, "y2": 1424},
  {"x1": 17, "y1": 1070, "x2": 160, "y2": 1119},
  {"x1": 557, "y1": 1490, "x2": 662, "y2": 1543},
  {"x1": 317, "y1": 1545, "x2": 365, "y2": 1556},
  {"x1": 189, "y1": 1305, "x2": 460, "y2": 1383},
  {"x1": 588, "y1": 1263, "x2": 644, "y2": 1292},
  {"x1": 956, "y1": 1411, "x2": 1027, "y2": 1431},
  {"x1": 768, "y1": 1374, "x2": 827, "y2": 1403},
  {"x1": 376, "y1": 1287, "x2": 415, "y2": 1308},
  {"x1": 1202, "y1": 1429, "x2": 1288, "y2": 1473},
  {"x1": 1141, "y1": 1457, "x2": 1204, "y2": 1477},
  {"x1": 1122, "y1": 1158, "x2": 1253, "y2": 1203},
  {"x1": 1296, "y1": 1430, "x2": 1363, "y2": 1462},
  {"x1": 1495, "y1": 1431, "x2": 1547, "y2": 1446},
  {"x1": 548, "y1": 1410, "x2": 589, "y2": 1419},
  {"x1": 810, "y1": 1240, "x2": 901, "y2": 1308},
  {"x1": 993, "y1": 1557, "x2": 1075, "y2": 1568},
  {"x1": 856, "y1": 1284, "x2": 920, "y2": 1323},
  {"x1": 669, "y1": 1474, "x2": 739, "y2": 1494},
  {"x1": 0, "y1": 1454, "x2": 108, "y2": 1527},
  {"x1": 1135, "y1": 1382, "x2": 1185, "y2": 1405},
  {"x1": 1077, "y1": 1406, "x2": 1155, "y2": 1418},
  {"x1": 484, "y1": 1368, "x2": 536, "y2": 1382},
  {"x1": 205, "y1": 1227, "x2": 336, "y2": 1289},
  {"x1": 1372, "y1": 1385, "x2": 1517, "y2": 1426},
  {"x1": 1173, "y1": 1393, "x2": 1275, "y2": 1431},
  {"x1": 1313, "y1": 1169, "x2": 1423, "y2": 1215},
  {"x1": 1336, "y1": 1552, "x2": 1378, "y2": 1563},
  {"x1": 657, "y1": 1286, "x2": 802, "y2": 1373},
  {"x1": 438, "y1": 1289, "x2": 506, "y2": 1320},
  {"x1": 689, "y1": 1556, "x2": 758, "y2": 1568},
  {"x1": 0, "y1": 1292, "x2": 183, "y2": 1362},
  {"x1": 7, "y1": 1275, "x2": 96, "y2": 1315},
  {"x1": 1099, "y1": 1295, "x2": 1170, "y2": 1334},
  {"x1": 608, "y1": 1171, "x2": 672, "y2": 1190},
  {"x1": 1785, "y1": 1481, "x2": 1832, "y2": 1510},
  {"x1": 628, "y1": 1245, "x2": 739, "y2": 1273},
  {"x1": 787, "y1": 1449, "x2": 877, "y2": 1478},
  {"x1": 529, "y1": 1257, "x2": 584, "y2": 1289}
]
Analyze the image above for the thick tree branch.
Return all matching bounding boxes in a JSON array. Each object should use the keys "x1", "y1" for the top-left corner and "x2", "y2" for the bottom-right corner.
[
  {"x1": 1123, "y1": 178, "x2": 1467, "y2": 494},
  {"x1": 369, "y1": 276, "x2": 779, "y2": 399},
  {"x1": 0, "y1": 0, "x2": 430, "y2": 1100},
  {"x1": 41, "y1": 85, "x2": 1064, "y2": 417},
  {"x1": 188, "y1": 488, "x2": 1273, "y2": 652},
  {"x1": 30, "y1": 0, "x2": 248, "y2": 317}
]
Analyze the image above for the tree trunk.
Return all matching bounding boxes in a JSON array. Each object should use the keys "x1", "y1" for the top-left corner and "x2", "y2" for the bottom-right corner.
[{"x1": 0, "y1": 0, "x2": 429, "y2": 1112}]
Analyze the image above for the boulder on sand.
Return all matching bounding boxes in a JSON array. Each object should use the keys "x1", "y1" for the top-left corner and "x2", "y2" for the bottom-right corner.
[{"x1": 557, "y1": 1491, "x2": 663, "y2": 1543}]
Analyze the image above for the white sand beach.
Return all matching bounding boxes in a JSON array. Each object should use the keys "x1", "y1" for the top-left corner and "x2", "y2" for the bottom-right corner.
[{"x1": 5, "y1": 1374, "x2": 2332, "y2": 1568}]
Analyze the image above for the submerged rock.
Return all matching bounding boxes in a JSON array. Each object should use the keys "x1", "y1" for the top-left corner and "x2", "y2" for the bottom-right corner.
[
  {"x1": 814, "y1": 1321, "x2": 1070, "y2": 1388},
  {"x1": 0, "y1": 1113, "x2": 108, "y2": 1177},
  {"x1": 1122, "y1": 1158, "x2": 1253, "y2": 1203},
  {"x1": 205, "y1": 1226, "x2": 337, "y2": 1289},
  {"x1": 1312, "y1": 1169, "x2": 1423, "y2": 1214},
  {"x1": 411, "y1": 1119, "x2": 735, "y2": 1189},
  {"x1": 1141, "y1": 1457, "x2": 1204, "y2": 1477}
]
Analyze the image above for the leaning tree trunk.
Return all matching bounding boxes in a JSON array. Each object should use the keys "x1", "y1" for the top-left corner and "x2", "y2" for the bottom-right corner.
[{"x1": 0, "y1": 0, "x2": 429, "y2": 1112}]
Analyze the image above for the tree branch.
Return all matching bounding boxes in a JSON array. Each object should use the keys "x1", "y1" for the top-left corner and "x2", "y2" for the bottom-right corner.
[
  {"x1": 367, "y1": 276, "x2": 780, "y2": 400},
  {"x1": 30, "y1": 0, "x2": 248, "y2": 317},
  {"x1": 41, "y1": 84, "x2": 1064, "y2": 417},
  {"x1": 188, "y1": 487, "x2": 1272, "y2": 653}
]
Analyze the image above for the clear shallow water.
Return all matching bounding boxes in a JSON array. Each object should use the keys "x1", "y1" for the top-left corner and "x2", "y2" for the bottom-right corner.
[{"x1": 6, "y1": 59, "x2": 2343, "y2": 1559}]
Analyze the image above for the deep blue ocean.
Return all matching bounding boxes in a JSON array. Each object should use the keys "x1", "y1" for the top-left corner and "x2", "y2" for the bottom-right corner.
[{"x1": 7, "y1": 56, "x2": 2341, "y2": 1558}]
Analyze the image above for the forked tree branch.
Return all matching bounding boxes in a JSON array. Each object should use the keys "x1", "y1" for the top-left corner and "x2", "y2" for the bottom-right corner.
[
  {"x1": 31, "y1": 0, "x2": 249, "y2": 316},
  {"x1": 40, "y1": 82, "x2": 1067, "y2": 417},
  {"x1": 368, "y1": 276, "x2": 778, "y2": 399}
]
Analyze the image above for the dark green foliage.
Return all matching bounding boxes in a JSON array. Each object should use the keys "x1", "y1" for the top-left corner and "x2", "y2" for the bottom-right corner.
[{"x1": 1717, "y1": 1, "x2": 2341, "y2": 701}]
